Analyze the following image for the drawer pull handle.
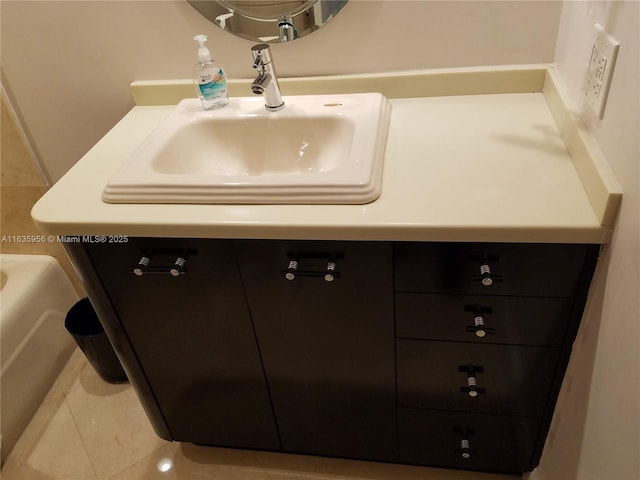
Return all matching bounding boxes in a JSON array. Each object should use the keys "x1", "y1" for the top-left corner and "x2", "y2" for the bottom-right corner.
[
  {"x1": 133, "y1": 256, "x2": 151, "y2": 276},
  {"x1": 131, "y1": 248, "x2": 195, "y2": 276},
  {"x1": 479, "y1": 264, "x2": 494, "y2": 286},
  {"x1": 464, "y1": 305, "x2": 496, "y2": 338},
  {"x1": 465, "y1": 376, "x2": 481, "y2": 397},
  {"x1": 454, "y1": 428, "x2": 476, "y2": 459},
  {"x1": 282, "y1": 252, "x2": 343, "y2": 281},
  {"x1": 285, "y1": 260, "x2": 298, "y2": 280},
  {"x1": 471, "y1": 255, "x2": 502, "y2": 286},
  {"x1": 466, "y1": 315, "x2": 497, "y2": 338},
  {"x1": 459, "y1": 364, "x2": 486, "y2": 397},
  {"x1": 480, "y1": 264, "x2": 492, "y2": 286},
  {"x1": 460, "y1": 439, "x2": 472, "y2": 459},
  {"x1": 474, "y1": 316, "x2": 487, "y2": 337},
  {"x1": 324, "y1": 261, "x2": 337, "y2": 282},
  {"x1": 170, "y1": 257, "x2": 187, "y2": 277}
]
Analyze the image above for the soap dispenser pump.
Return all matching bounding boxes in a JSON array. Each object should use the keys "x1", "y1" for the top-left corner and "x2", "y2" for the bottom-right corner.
[{"x1": 192, "y1": 34, "x2": 229, "y2": 110}]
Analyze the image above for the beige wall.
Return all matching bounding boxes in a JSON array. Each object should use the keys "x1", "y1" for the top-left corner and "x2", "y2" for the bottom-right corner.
[
  {"x1": 538, "y1": 2, "x2": 640, "y2": 480},
  {"x1": 0, "y1": 94, "x2": 84, "y2": 295},
  {"x1": 1, "y1": 0, "x2": 561, "y2": 182}
]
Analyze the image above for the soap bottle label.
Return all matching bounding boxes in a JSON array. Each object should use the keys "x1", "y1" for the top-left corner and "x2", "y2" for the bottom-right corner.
[{"x1": 198, "y1": 68, "x2": 227, "y2": 99}]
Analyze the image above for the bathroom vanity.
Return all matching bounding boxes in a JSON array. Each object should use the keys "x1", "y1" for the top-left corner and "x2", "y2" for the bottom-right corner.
[
  {"x1": 71, "y1": 237, "x2": 598, "y2": 474},
  {"x1": 32, "y1": 66, "x2": 620, "y2": 474}
]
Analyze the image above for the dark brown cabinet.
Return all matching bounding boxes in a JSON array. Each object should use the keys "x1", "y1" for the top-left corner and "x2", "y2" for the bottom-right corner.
[
  {"x1": 83, "y1": 238, "x2": 280, "y2": 449},
  {"x1": 234, "y1": 240, "x2": 396, "y2": 461},
  {"x1": 72, "y1": 238, "x2": 598, "y2": 475},
  {"x1": 393, "y1": 242, "x2": 599, "y2": 473}
]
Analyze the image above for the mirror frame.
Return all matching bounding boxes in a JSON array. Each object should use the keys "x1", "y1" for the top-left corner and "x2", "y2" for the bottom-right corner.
[{"x1": 187, "y1": 0, "x2": 348, "y2": 43}]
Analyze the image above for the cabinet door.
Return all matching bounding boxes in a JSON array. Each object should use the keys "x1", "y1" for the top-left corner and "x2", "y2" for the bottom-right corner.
[
  {"x1": 85, "y1": 238, "x2": 280, "y2": 449},
  {"x1": 235, "y1": 240, "x2": 396, "y2": 461}
]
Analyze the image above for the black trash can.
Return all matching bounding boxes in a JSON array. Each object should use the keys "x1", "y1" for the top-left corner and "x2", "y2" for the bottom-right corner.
[{"x1": 65, "y1": 298, "x2": 128, "y2": 384}]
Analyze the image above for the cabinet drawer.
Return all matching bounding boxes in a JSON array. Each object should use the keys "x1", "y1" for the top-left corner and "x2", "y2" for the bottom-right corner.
[
  {"x1": 397, "y1": 339, "x2": 558, "y2": 416},
  {"x1": 396, "y1": 293, "x2": 571, "y2": 346},
  {"x1": 398, "y1": 408, "x2": 539, "y2": 473},
  {"x1": 394, "y1": 243, "x2": 589, "y2": 297}
]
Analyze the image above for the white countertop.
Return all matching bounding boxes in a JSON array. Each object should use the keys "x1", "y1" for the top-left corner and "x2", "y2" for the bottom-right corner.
[{"x1": 32, "y1": 66, "x2": 621, "y2": 244}]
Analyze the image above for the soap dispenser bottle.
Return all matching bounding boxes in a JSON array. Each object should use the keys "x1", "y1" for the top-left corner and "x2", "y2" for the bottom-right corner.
[{"x1": 192, "y1": 34, "x2": 229, "y2": 110}]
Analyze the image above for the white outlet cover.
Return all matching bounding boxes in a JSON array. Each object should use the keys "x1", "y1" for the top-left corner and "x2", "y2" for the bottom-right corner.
[{"x1": 584, "y1": 23, "x2": 620, "y2": 119}]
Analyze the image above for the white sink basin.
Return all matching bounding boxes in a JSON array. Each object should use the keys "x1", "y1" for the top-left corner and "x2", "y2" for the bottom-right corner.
[{"x1": 102, "y1": 93, "x2": 391, "y2": 204}]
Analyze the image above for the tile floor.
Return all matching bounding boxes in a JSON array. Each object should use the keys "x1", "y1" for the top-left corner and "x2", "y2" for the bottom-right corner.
[{"x1": 2, "y1": 349, "x2": 518, "y2": 480}]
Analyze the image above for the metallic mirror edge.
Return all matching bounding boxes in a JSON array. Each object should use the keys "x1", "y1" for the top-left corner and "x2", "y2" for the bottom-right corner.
[{"x1": 187, "y1": 0, "x2": 348, "y2": 43}]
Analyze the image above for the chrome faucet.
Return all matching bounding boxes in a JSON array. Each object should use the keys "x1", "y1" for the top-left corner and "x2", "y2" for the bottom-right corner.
[
  {"x1": 278, "y1": 16, "x2": 298, "y2": 42},
  {"x1": 251, "y1": 44, "x2": 284, "y2": 111}
]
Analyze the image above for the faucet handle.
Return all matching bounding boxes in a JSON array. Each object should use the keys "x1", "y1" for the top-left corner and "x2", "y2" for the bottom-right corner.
[
  {"x1": 251, "y1": 43, "x2": 273, "y2": 67},
  {"x1": 252, "y1": 54, "x2": 262, "y2": 70}
]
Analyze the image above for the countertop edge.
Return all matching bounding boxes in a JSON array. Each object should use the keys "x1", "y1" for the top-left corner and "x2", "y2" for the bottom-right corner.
[{"x1": 31, "y1": 223, "x2": 612, "y2": 245}]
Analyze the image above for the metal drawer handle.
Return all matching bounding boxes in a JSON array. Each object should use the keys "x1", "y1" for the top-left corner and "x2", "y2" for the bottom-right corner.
[
  {"x1": 464, "y1": 305, "x2": 496, "y2": 338},
  {"x1": 131, "y1": 248, "x2": 194, "y2": 276},
  {"x1": 470, "y1": 255, "x2": 502, "y2": 286},
  {"x1": 133, "y1": 256, "x2": 151, "y2": 276},
  {"x1": 479, "y1": 264, "x2": 493, "y2": 286},
  {"x1": 324, "y1": 261, "x2": 337, "y2": 282},
  {"x1": 285, "y1": 260, "x2": 298, "y2": 280},
  {"x1": 474, "y1": 315, "x2": 487, "y2": 337},
  {"x1": 459, "y1": 364, "x2": 486, "y2": 397},
  {"x1": 282, "y1": 252, "x2": 343, "y2": 281},
  {"x1": 169, "y1": 257, "x2": 187, "y2": 277},
  {"x1": 460, "y1": 439, "x2": 472, "y2": 459},
  {"x1": 454, "y1": 428, "x2": 476, "y2": 459}
]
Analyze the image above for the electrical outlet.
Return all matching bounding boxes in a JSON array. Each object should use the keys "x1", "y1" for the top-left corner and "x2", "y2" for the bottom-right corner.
[{"x1": 584, "y1": 23, "x2": 620, "y2": 119}]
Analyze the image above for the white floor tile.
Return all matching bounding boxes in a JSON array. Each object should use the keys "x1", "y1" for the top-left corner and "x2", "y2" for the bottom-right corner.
[
  {"x1": 1, "y1": 393, "x2": 97, "y2": 480},
  {"x1": 65, "y1": 378, "x2": 165, "y2": 479},
  {"x1": 55, "y1": 347, "x2": 100, "y2": 394},
  {"x1": 109, "y1": 443, "x2": 272, "y2": 480}
]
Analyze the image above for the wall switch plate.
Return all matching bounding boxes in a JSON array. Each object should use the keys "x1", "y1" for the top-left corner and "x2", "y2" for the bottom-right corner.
[{"x1": 584, "y1": 23, "x2": 620, "y2": 119}]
